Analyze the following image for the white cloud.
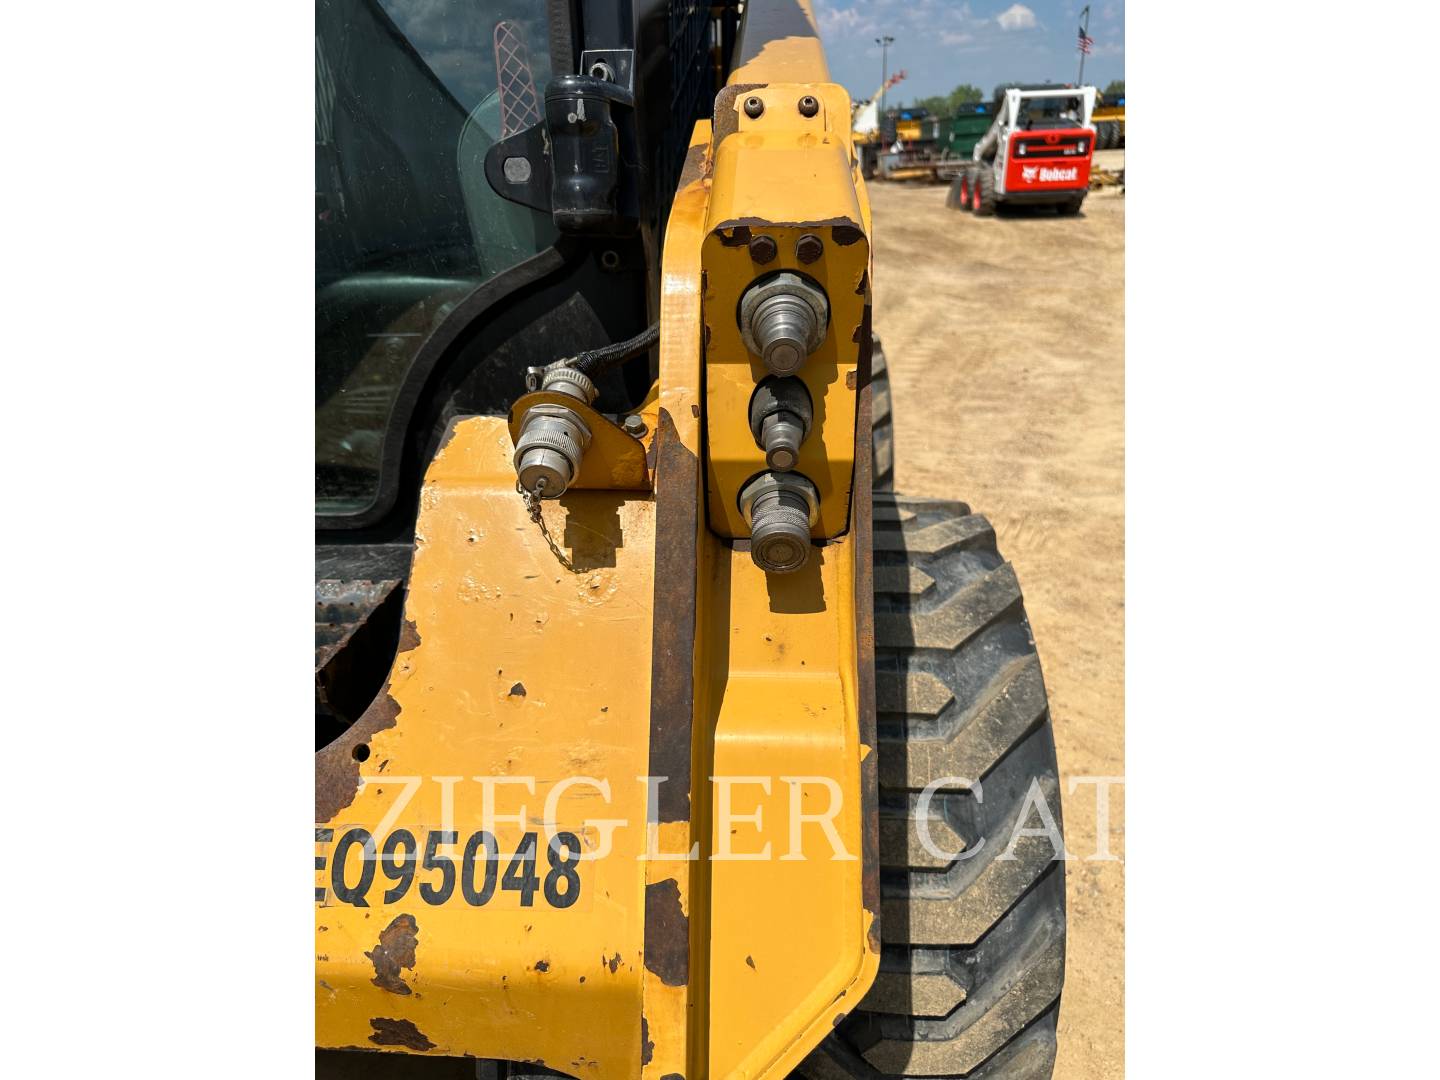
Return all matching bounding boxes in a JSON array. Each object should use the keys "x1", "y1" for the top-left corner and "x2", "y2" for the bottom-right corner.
[{"x1": 996, "y1": 3, "x2": 1037, "y2": 31}]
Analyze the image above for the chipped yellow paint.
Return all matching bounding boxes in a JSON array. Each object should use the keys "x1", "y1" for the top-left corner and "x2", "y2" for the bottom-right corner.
[{"x1": 315, "y1": 419, "x2": 656, "y2": 1078}]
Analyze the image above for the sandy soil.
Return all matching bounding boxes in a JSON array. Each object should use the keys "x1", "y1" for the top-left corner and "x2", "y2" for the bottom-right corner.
[{"x1": 868, "y1": 175, "x2": 1125, "y2": 1079}]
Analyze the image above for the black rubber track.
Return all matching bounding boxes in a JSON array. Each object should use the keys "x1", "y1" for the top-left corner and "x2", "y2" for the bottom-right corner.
[
  {"x1": 871, "y1": 337, "x2": 894, "y2": 490},
  {"x1": 799, "y1": 495, "x2": 1066, "y2": 1079}
]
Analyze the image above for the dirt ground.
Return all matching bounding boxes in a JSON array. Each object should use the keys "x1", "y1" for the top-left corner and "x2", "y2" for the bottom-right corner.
[{"x1": 868, "y1": 166, "x2": 1125, "y2": 1079}]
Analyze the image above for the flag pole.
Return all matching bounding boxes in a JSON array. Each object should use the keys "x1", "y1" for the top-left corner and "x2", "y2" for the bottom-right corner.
[{"x1": 1077, "y1": 5, "x2": 1090, "y2": 85}]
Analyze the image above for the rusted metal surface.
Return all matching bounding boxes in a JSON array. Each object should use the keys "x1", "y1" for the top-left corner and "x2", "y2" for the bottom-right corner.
[
  {"x1": 643, "y1": 879, "x2": 690, "y2": 987},
  {"x1": 314, "y1": 691, "x2": 399, "y2": 824},
  {"x1": 711, "y1": 83, "x2": 765, "y2": 144},
  {"x1": 365, "y1": 914, "x2": 419, "y2": 995},
  {"x1": 316, "y1": 579, "x2": 408, "y2": 736},
  {"x1": 851, "y1": 341, "x2": 882, "y2": 955},
  {"x1": 368, "y1": 1018, "x2": 435, "y2": 1052},
  {"x1": 645, "y1": 410, "x2": 699, "y2": 827},
  {"x1": 315, "y1": 580, "x2": 401, "y2": 671}
]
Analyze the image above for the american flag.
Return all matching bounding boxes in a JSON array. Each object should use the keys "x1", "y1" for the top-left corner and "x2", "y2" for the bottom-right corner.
[{"x1": 1078, "y1": 26, "x2": 1095, "y2": 55}]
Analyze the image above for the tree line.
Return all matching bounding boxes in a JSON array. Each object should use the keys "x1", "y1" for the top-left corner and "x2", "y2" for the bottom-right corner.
[{"x1": 904, "y1": 79, "x2": 1124, "y2": 115}]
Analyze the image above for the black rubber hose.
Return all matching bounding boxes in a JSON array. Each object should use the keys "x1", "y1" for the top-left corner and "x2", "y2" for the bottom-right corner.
[
  {"x1": 547, "y1": 0, "x2": 575, "y2": 77},
  {"x1": 569, "y1": 322, "x2": 660, "y2": 379}
]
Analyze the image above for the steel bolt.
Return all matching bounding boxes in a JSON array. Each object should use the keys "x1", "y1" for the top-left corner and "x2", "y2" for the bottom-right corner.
[
  {"x1": 744, "y1": 96, "x2": 765, "y2": 119},
  {"x1": 795, "y1": 233, "x2": 824, "y2": 264},
  {"x1": 798, "y1": 95, "x2": 819, "y2": 118},
  {"x1": 622, "y1": 414, "x2": 647, "y2": 437},
  {"x1": 748, "y1": 234, "x2": 778, "y2": 264}
]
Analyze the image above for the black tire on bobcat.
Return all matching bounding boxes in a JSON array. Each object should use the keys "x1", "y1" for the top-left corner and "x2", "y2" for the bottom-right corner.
[
  {"x1": 945, "y1": 174, "x2": 968, "y2": 211},
  {"x1": 800, "y1": 495, "x2": 1067, "y2": 1080},
  {"x1": 870, "y1": 337, "x2": 894, "y2": 490},
  {"x1": 973, "y1": 168, "x2": 997, "y2": 217}
]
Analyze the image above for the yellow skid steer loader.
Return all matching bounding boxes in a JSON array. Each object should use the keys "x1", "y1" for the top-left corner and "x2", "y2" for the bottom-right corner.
[{"x1": 314, "y1": 2, "x2": 1066, "y2": 1077}]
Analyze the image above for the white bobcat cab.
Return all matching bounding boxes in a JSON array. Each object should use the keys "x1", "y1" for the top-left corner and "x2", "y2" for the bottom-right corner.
[{"x1": 948, "y1": 84, "x2": 1097, "y2": 217}]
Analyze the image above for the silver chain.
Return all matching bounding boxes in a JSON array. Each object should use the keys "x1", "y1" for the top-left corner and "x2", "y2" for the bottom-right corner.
[{"x1": 516, "y1": 477, "x2": 582, "y2": 573}]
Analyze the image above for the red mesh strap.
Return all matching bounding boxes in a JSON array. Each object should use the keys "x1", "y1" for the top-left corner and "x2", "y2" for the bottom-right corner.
[{"x1": 494, "y1": 20, "x2": 542, "y2": 138}]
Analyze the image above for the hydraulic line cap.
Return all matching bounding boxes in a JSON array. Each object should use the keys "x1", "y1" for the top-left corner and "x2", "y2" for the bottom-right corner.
[
  {"x1": 749, "y1": 376, "x2": 814, "y2": 472},
  {"x1": 513, "y1": 366, "x2": 597, "y2": 498},
  {"x1": 739, "y1": 272, "x2": 829, "y2": 377},
  {"x1": 740, "y1": 471, "x2": 820, "y2": 574}
]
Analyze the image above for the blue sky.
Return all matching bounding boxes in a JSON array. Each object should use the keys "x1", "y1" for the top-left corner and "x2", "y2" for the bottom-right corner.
[{"x1": 812, "y1": 1, "x2": 1125, "y2": 104}]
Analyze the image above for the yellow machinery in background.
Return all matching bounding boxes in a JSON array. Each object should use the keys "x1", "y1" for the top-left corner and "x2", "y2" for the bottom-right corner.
[
  {"x1": 314, "y1": 3, "x2": 1067, "y2": 1078},
  {"x1": 1092, "y1": 91, "x2": 1126, "y2": 148}
]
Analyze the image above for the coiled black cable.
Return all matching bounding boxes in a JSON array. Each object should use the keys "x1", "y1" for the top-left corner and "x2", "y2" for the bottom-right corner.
[{"x1": 567, "y1": 321, "x2": 660, "y2": 379}]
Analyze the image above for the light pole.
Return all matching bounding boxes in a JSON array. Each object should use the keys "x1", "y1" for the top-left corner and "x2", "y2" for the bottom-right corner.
[{"x1": 876, "y1": 35, "x2": 894, "y2": 119}]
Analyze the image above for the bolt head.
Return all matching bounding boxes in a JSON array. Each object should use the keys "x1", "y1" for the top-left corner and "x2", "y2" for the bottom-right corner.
[
  {"x1": 743, "y1": 96, "x2": 764, "y2": 118},
  {"x1": 795, "y1": 234, "x2": 824, "y2": 264},
  {"x1": 748, "y1": 234, "x2": 778, "y2": 264},
  {"x1": 622, "y1": 414, "x2": 647, "y2": 437},
  {"x1": 798, "y1": 95, "x2": 819, "y2": 118}
]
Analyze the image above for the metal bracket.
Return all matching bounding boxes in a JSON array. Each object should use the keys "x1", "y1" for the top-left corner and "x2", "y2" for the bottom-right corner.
[{"x1": 579, "y1": 48, "x2": 635, "y2": 93}]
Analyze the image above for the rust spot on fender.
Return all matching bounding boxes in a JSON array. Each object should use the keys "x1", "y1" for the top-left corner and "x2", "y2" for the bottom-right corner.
[
  {"x1": 712, "y1": 83, "x2": 766, "y2": 145},
  {"x1": 640, "y1": 1015, "x2": 654, "y2": 1066},
  {"x1": 644, "y1": 878, "x2": 689, "y2": 987},
  {"x1": 509, "y1": 682, "x2": 527, "y2": 698},
  {"x1": 365, "y1": 913, "x2": 419, "y2": 995},
  {"x1": 846, "y1": 369, "x2": 857, "y2": 389},
  {"x1": 745, "y1": 955, "x2": 756, "y2": 970},
  {"x1": 606, "y1": 951, "x2": 622, "y2": 974},
  {"x1": 397, "y1": 618, "x2": 421, "y2": 653},
  {"x1": 677, "y1": 140, "x2": 709, "y2": 188},
  {"x1": 682, "y1": 141, "x2": 711, "y2": 188},
  {"x1": 368, "y1": 1018, "x2": 435, "y2": 1052},
  {"x1": 717, "y1": 224, "x2": 753, "y2": 247},
  {"x1": 534, "y1": 959, "x2": 550, "y2": 973},
  {"x1": 316, "y1": 691, "x2": 399, "y2": 823}
]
